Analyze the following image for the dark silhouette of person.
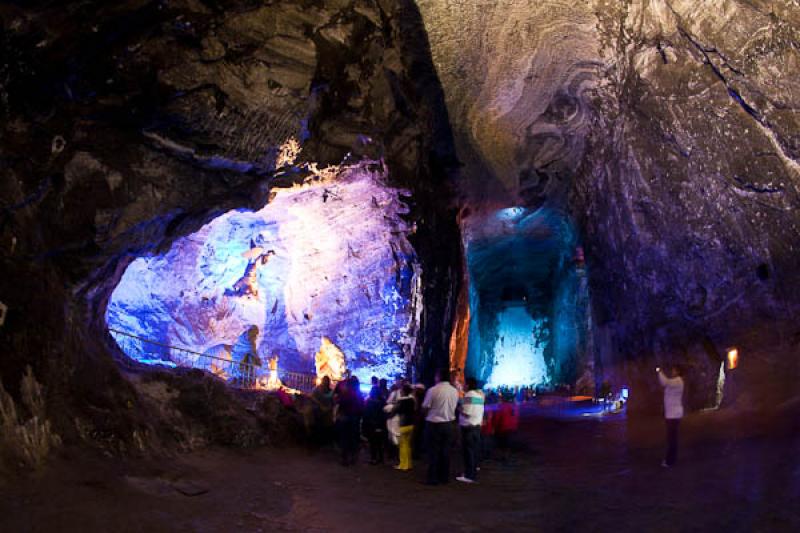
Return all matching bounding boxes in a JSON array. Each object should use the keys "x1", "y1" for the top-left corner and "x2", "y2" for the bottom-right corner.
[
  {"x1": 311, "y1": 376, "x2": 334, "y2": 445},
  {"x1": 363, "y1": 387, "x2": 386, "y2": 464},
  {"x1": 335, "y1": 375, "x2": 363, "y2": 466}
]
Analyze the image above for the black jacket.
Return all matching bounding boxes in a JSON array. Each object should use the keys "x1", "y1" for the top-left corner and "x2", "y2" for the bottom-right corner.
[
  {"x1": 393, "y1": 396, "x2": 416, "y2": 427},
  {"x1": 362, "y1": 396, "x2": 386, "y2": 433}
]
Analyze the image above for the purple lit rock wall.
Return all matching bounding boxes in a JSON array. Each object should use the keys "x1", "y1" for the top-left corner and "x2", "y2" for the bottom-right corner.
[
  {"x1": 578, "y1": 2, "x2": 800, "y2": 412},
  {"x1": 107, "y1": 163, "x2": 419, "y2": 382},
  {"x1": 0, "y1": 0, "x2": 459, "y2": 450}
]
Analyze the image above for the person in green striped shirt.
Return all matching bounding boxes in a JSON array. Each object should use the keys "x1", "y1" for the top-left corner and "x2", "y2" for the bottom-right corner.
[{"x1": 457, "y1": 377, "x2": 485, "y2": 483}]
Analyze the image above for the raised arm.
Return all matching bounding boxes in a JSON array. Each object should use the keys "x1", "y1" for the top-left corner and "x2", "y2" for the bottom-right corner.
[{"x1": 658, "y1": 369, "x2": 683, "y2": 388}]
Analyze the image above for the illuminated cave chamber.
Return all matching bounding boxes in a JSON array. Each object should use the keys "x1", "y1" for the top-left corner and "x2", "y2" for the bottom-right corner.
[
  {"x1": 455, "y1": 207, "x2": 592, "y2": 391},
  {"x1": 106, "y1": 162, "x2": 421, "y2": 386}
]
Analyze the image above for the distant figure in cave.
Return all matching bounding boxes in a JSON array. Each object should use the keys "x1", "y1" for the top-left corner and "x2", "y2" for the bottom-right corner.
[
  {"x1": 226, "y1": 246, "x2": 275, "y2": 299},
  {"x1": 657, "y1": 365, "x2": 685, "y2": 467},
  {"x1": 391, "y1": 383, "x2": 416, "y2": 471},
  {"x1": 334, "y1": 375, "x2": 364, "y2": 466},
  {"x1": 383, "y1": 378, "x2": 403, "y2": 462},
  {"x1": 493, "y1": 392, "x2": 519, "y2": 464},
  {"x1": 378, "y1": 378, "x2": 392, "y2": 458},
  {"x1": 480, "y1": 400, "x2": 495, "y2": 462},
  {"x1": 231, "y1": 325, "x2": 262, "y2": 387},
  {"x1": 311, "y1": 376, "x2": 334, "y2": 446},
  {"x1": 598, "y1": 380, "x2": 612, "y2": 411},
  {"x1": 362, "y1": 387, "x2": 386, "y2": 465},
  {"x1": 411, "y1": 384, "x2": 427, "y2": 460},
  {"x1": 378, "y1": 378, "x2": 389, "y2": 401}
]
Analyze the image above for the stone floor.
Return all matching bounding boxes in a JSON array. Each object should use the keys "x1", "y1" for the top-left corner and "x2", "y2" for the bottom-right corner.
[{"x1": 1, "y1": 401, "x2": 798, "y2": 532}]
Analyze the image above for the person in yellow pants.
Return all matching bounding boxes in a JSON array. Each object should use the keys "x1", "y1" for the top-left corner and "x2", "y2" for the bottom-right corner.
[
  {"x1": 397, "y1": 424, "x2": 414, "y2": 470},
  {"x1": 393, "y1": 383, "x2": 416, "y2": 471}
]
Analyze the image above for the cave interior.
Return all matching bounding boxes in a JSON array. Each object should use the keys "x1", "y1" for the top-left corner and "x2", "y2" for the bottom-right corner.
[
  {"x1": 457, "y1": 206, "x2": 589, "y2": 390},
  {"x1": 1, "y1": 0, "x2": 799, "y2": 483},
  {"x1": 105, "y1": 189, "x2": 593, "y2": 393}
]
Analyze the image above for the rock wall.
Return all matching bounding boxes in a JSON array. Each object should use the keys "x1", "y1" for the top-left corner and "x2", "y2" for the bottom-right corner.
[
  {"x1": 3, "y1": 0, "x2": 798, "y2": 453},
  {"x1": 582, "y1": 0, "x2": 800, "y2": 412},
  {"x1": 0, "y1": 0, "x2": 460, "y2": 452},
  {"x1": 416, "y1": 0, "x2": 600, "y2": 206},
  {"x1": 107, "y1": 162, "x2": 419, "y2": 382},
  {"x1": 417, "y1": 0, "x2": 800, "y2": 412}
]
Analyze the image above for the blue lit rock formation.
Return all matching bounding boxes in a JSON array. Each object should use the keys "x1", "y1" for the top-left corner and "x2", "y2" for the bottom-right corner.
[
  {"x1": 461, "y1": 206, "x2": 587, "y2": 389},
  {"x1": 108, "y1": 162, "x2": 419, "y2": 382},
  {"x1": 483, "y1": 307, "x2": 548, "y2": 388}
]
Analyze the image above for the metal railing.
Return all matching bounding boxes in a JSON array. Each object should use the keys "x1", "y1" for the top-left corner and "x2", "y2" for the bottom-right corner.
[
  {"x1": 282, "y1": 371, "x2": 318, "y2": 392},
  {"x1": 108, "y1": 328, "x2": 317, "y2": 391}
]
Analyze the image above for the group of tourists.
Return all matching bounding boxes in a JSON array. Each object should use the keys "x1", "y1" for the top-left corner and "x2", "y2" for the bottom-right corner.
[
  {"x1": 308, "y1": 368, "x2": 520, "y2": 484},
  {"x1": 306, "y1": 365, "x2": 684, "y2": 479}
]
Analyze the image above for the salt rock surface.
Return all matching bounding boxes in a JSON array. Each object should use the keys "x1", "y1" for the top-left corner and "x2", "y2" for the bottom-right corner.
[{"x1": 108, "y1": 164, "x2": 418, "y2": 382}]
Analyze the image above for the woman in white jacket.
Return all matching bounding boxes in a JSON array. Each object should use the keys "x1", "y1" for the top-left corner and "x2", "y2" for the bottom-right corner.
[{"x1": 657, "y1": 365, "x2": 685, "y2": 467}]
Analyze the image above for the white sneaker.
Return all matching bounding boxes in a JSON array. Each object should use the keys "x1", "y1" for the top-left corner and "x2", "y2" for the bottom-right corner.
[{"x1": 456, "y1": 476, "x2": 476, "y2": 484}]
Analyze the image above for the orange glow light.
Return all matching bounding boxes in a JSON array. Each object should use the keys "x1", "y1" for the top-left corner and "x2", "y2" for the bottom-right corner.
[
  {"x1": 315, "y1": 337, "x2": 347, "y2": 383},
  {"x1": 727, "y1": 348, "x2": 739, "y2": 370}
]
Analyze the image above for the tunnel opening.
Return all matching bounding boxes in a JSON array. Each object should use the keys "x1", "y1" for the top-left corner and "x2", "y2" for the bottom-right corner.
[
  {"x1": 105, "y1": 157, "x2": 422, "y2": 391},
  {"x1": 452, "y1": 206, "x2": 593, "y2": 393}
]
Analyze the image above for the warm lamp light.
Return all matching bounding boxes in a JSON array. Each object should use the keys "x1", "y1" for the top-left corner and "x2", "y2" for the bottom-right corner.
[
  {"x1": 727, "y1": 348, "x2": 739, "y2": 370},
  {"x1": 261, "y1": 355, "x2": 282, "y2": 390}
]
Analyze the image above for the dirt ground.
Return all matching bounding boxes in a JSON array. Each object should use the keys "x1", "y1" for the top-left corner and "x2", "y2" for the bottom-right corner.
[{"x1": 1, "y1": 402, "x2": 798, "y2": 533}]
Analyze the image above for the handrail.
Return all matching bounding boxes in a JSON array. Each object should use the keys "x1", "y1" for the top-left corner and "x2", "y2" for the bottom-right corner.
[
  {"x1": 108, "y1": 327, "x2": 317, "y2": 391},
  {"x1": 108, "y1": 327, "x2": 250, "y2": 367}
]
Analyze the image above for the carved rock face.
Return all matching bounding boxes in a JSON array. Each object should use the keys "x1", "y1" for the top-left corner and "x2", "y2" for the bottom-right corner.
[
  {"x1": 418, "y1": 0, "x2": 800, "y2": 410},
  {"x1": 1, "y1": 0, "x2": 798, "y2": 438},
  {"x1": 417, "y1": 0, "x2": 601, "y2": 205},
  {"x1": 0, "y1": 0, "x2": 461, "y2": 447}
]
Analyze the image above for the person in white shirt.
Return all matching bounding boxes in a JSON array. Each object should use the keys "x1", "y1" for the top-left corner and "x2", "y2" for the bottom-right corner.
[
  {"x1": 422, "y1": 369, "x2": 459, "y2": 485},
  {"x1": 657, "y1": 365, "x2": 685, "y2": 467},
  {"x1": 457, "y1": 377, "x2": 485, "y2": 483}
]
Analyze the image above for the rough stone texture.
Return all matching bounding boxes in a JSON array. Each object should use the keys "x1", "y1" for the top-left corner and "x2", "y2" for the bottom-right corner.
[
  {"x1": 417, "y1": 0, "x2": 600, "y2": 206},
  {"x1": 460, "y1": 206, "x2": 584, "y2": 387},
  {"x1": 107, "y1": 162, "x2": 419, "y2": 382},
  {"x1": 0, "y1": 0, "x2": 460, "y2": 453},
  {"x1": 3, "y1": 0, "x2": 799, "y2": 454},
  {"x1": 417, "y1": 0, "x2": 800, "y2": 412}
]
